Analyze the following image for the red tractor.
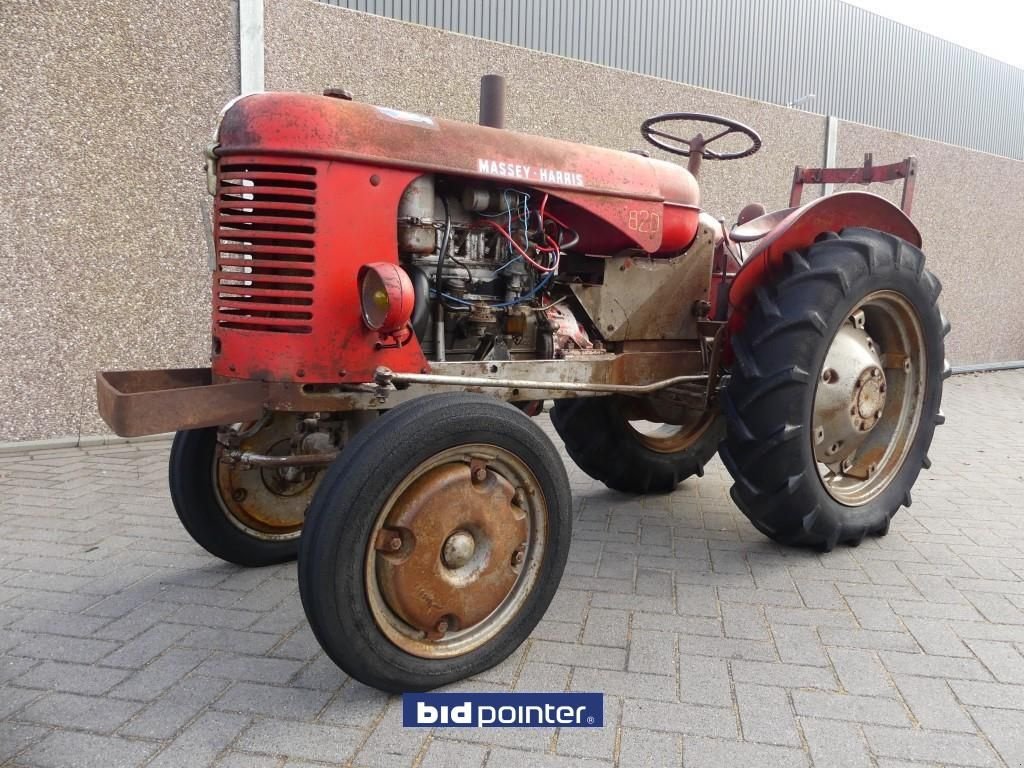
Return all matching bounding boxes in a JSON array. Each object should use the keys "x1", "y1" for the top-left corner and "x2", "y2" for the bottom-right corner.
[{"x1": 97, "y1": 77, "x2": 947, "y2": 692}]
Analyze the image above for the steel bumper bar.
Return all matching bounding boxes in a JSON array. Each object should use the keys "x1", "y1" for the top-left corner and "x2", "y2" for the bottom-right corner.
[{"x1": 96, "y1": 368, "x2": 265, "y2": 437}]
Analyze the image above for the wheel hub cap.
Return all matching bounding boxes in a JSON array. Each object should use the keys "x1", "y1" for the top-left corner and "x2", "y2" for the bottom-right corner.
[
  {"x1": 442, "y1": 530, "x2": 476, "y2": 569},
  {"x1": 373, "y1": 461, "x2": 529, "y2": 640},
  {"x1": 813, "y1": 322, "x2": 886, "y2": 465}
]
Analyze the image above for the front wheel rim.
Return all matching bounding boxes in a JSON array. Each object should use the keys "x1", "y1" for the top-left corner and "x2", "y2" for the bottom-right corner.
[
  {"x1": 365, "y1": 444, "x2": 547, "y2": 659},
  {"x1": 811, "y1": 291, "x2": 927, "y2": 506},
  {"x1": 213, "y1": 416, "x2": 314, "y2": 541}
]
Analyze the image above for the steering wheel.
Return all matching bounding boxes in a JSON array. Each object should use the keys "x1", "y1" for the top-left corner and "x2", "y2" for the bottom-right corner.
[{"x1": 641, "y1": 112, "x2": 762, "y2": 161}]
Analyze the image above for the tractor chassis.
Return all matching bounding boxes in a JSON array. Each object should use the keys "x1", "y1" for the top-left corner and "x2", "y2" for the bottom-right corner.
[{"x1": 97, "y1": 339, "x2": 720, "y2": 445}]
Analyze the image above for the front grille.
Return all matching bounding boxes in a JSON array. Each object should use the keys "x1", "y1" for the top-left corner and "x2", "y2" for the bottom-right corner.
[{"x1": 214, "y1": 162, "x2": 317, "y2": 334}]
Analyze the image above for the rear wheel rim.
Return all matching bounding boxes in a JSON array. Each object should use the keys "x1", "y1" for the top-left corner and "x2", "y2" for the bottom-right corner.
[
  {"x1": 626, "y1": 408, "x2": 718, "y2": 455},
  {"x1": 812, "y1": 290, "x2": 926, "y2": 505},
  {"x1": 365, "y1": 444, "x2": 547, "y2": 659}
]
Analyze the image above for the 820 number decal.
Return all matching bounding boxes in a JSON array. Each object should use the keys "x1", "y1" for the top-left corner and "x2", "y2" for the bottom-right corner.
[{"x1": 628, "y1": 210, "x2": 661, "y2": 234}]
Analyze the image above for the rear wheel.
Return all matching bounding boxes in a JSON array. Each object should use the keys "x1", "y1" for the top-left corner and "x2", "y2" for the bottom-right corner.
[
  {"x1": 719, "y1": 228, "x2": 948, "y2": 550},
  {"x1": 169, "y1": 415, "x2": 322, "y2": 567},
  {"x1": 551, "y1": 396, "x2": 723, "y2": 493},
  {"x1": 298, "y1": 393, "x2": 572, "y2": 692}
]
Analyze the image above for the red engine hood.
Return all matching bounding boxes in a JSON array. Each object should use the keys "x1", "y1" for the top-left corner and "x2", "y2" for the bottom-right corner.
[{"x1": 216, "y1": 92, "x2": 701, "y2": 252}]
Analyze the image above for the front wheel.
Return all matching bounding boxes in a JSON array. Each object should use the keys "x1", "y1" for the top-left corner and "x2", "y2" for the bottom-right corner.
[
  {"x1": 298, "y1": 393, "x2": 572, "y2": 692},
  {"x1": 719, "y1": 228, "x2": 948, "y2": 550},
  {"x1": 169, "y1": 415, "x2": 320, "y2": 567}
]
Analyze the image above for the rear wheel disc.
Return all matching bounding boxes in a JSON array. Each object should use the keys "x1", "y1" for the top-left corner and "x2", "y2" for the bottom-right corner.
[{"x1": 813, "y1": 293, "x2": 926, "y2": 506}]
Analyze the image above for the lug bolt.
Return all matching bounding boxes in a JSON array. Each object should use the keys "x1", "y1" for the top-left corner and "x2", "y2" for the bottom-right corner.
[
  {"x1": 473, "y1": 467, "x2": 488, "y2": 483},
  {"x1": 231, "y1": 488, "x2": 247, "y2": 502},
  {"x1": 389, "y1": 535, "x2": 402, "y2": 551},
  {"x1": 511, "y1": 549, "x2": 525, "y2": 566},
  {"x1": 435, "y1": 619, "x2": 449, "y2": 634},
  {"x1": 871, "y1": 368, "x2": 881, "y2": 378}
]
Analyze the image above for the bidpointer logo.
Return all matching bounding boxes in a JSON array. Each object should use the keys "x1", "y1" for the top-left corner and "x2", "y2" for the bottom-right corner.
[{"x1": 403, "y1": 692, "x2": 604, "y2": 728}]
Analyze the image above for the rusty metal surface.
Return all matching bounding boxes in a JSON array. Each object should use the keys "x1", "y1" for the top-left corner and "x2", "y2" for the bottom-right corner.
[
  {"x1": 265, "y1": 351, "x2": 706, "y2": 411},
  {"x1": 376, "y1": 368, "x2": 707, "y2": 396},
  {"x1": 96, "y1": 369, "x2": 265, "y2": 437},
  {"x1": 364, "y1": 444, "x2": 547, "y2": 659},
  {"x1": 210, "y1": 156, "x2": 430, "y2": 384},
  {"x1": 374, "y1": 462, "x2": 528, "y2": 639},
  {"x1": 224, "y1": 449, "x2": 339, "y2": 468},
  {"x1": 98, "y1": 348, "x2": 709, "y2": 437},
  {"x1": 569, "y1": 219, "x2": 716, "y2": 343},
  {"x1": 789, "y1": 154, "x2": 918, "y2": 215},
  {"x1": 813, "y1": 322, "x2": 887, "y2": 465},
  {"x1": 217, "y1": 92, "x2": 701, "y2": 253},
  {"x1": 215, "y1": 414, "x2": 315, "y2": 538}
]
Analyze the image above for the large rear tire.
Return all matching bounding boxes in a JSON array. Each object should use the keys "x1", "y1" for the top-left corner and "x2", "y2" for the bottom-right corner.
[
  {"x1": 298, "y1": 393, "x2": 572, "y2": 692},
  {"x1": 551, "y1": 396, "x2": 723, "y2": 494},
  {"x1": 719, "y1": 228, "x2": 948, "y2": 550}
]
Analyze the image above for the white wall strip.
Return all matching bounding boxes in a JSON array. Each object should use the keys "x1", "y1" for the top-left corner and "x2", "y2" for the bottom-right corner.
[
  {"x1": 239, "y1": 0, "x2": 265, "y2": 94},
  {"x1": 823, "y1": 115, "x2": 838, "y2": 197}
]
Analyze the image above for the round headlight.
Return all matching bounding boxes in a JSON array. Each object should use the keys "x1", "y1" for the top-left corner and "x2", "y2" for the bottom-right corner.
[{"x1": 359, "y1": 263, "x2": 415, "y2": 333}]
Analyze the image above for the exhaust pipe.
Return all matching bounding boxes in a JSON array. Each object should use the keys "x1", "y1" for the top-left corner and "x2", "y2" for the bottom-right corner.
[{"x1": 479, "y1": 74, "x2": 506, "y2": 129}]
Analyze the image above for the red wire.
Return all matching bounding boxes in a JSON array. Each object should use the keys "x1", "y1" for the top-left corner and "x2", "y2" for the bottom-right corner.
[{"x1": 484, "y1": 220, "x2": 559, "y2": 272}]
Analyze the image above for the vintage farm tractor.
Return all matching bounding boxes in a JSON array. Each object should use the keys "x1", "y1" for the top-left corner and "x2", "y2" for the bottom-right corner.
[{"x1": 97, "y1": 77, "x2": 947, "y2": 691}]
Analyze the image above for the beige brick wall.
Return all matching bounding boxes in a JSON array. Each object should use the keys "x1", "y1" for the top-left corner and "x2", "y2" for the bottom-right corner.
[{"x1": 1, "y1": 0, "x2": 239, "y2": 441}]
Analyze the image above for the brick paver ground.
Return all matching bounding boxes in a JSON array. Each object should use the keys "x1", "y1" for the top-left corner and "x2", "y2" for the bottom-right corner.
[{"x1": 1, "y1": 371, "x2": 1023, "y2": 767}]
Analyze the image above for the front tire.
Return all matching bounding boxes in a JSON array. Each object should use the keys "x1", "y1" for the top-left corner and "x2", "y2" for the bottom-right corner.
[
  {"x1": 719, "y1": 228, "x2": 948, "y2": 550},
  {"x1": 298, "y1": 393, "x2": 572, "y2": 692},
  {"x1": 169, "y1": 417, "x2": 315, "y2": 567}
]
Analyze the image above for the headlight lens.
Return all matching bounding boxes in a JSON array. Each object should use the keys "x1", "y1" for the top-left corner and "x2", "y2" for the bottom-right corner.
[{"x1": 359, "y1": 263, "x2": 415, "y2": 333}]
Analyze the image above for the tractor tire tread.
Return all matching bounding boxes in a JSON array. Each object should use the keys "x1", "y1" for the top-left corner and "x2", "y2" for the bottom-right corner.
[{"x1": 719, "y1": 227, "x2": 946, "y2": 550}]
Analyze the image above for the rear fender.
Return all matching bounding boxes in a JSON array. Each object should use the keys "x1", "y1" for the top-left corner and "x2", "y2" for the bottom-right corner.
[{"x1": 727, "y1": 191, "x2": 921, "y2": 327}]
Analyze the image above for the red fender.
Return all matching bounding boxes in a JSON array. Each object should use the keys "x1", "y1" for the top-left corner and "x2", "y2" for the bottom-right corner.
[{"x1": 727, "y1": 192, "x2": 921, "y2": 332}]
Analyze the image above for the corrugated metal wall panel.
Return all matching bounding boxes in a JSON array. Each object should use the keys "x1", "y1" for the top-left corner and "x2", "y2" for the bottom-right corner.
[{"x1": 319, "y1": 0, "x2": 1024, "y2": 159}]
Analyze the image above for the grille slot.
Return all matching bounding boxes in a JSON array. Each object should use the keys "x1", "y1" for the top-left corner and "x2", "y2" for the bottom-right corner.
[{"x1": 214, "y1": 163, "x2": 317, "y2": 334}]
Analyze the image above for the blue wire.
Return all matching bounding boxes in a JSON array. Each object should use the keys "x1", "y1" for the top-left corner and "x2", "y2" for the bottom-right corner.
[
  {"x1": 433, "y1": 188, "x2": 549, "y2": 309},
  {"x1": 431, "y1": 271, "x2": 552, "y2": 309}
]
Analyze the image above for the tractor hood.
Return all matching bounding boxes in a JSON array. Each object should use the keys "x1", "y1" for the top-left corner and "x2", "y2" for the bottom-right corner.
[{"x1": 215, "y1": 92, "x2": 700, "y2": 212}]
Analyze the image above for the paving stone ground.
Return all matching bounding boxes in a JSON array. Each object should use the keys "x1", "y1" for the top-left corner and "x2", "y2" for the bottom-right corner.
[{"x1": 1, "y1": 371, "x2": 1023, "y2": 767}]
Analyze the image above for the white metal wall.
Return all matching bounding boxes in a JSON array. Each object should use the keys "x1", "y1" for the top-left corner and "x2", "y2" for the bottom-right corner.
[{"x1": 320, "y1": 0, "x2": 1024, "y2": 161}]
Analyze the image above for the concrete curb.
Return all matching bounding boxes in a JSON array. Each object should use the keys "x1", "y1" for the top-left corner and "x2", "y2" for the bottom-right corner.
[{"x1": 0, "y1": 432, "x2": 173, "y2": 456}]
